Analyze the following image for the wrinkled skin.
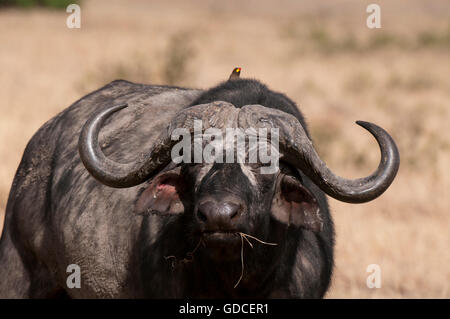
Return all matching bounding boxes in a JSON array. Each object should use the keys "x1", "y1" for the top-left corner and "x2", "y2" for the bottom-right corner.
[{"x1": 0, "y1": 80, "x2": 333, "y2": 298}]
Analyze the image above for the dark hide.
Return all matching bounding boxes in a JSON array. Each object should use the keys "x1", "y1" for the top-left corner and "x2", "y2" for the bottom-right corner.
[{"x1": 0, "y1": 79, "x2": 334, "y2": 298}]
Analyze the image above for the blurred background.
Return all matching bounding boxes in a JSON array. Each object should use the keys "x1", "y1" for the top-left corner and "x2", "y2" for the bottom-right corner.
[{"x1": 0, "y1": 0, "x2": 449, "y2": 298}]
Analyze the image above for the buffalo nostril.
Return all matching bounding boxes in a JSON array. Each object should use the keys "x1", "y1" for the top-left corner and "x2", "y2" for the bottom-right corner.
[
  {"x1": 197, "y1": 209, "x2": 208, "y2": 222},
  {"x1": 228, "y1": 203, "x2": 240, "y2": 220},
  {"x1": 197, "y1": 200, "x2": 243, "y2": 227},
  {"x1": 197, "y1": 201, "x2": 214, "y2": 223}
]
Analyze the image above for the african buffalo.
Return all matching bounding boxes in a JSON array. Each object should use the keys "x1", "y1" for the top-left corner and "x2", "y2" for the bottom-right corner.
[{"x1": 0, "y1": 74, "x2": 399, "y2": 298}]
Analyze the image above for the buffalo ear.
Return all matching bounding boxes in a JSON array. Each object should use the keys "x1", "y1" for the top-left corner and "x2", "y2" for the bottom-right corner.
[
  {"x1": 271, "y1": 175, "x2": 323, "y2": 232},
  {"x1": 135, "y1": 167, "x2": 185, "y2": 215}
]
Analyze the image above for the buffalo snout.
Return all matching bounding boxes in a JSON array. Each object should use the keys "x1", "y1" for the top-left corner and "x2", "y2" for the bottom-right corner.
[{"x1": 196, "y1": 199, "x2": 244, "y2": 232}]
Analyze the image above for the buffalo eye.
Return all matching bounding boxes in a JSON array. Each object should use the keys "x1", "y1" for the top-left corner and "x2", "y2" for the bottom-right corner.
[
  {"x1": 135, "y1": 167, "x2": 185, "y2": 215},
  {"x1": 271, "y1": 175, "x2": 323, "y2": 232}
]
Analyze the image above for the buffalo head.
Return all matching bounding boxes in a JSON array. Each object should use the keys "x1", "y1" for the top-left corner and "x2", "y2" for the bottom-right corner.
[{"x1": 78, "y1": 101, "x2": 399, "y2": 263}]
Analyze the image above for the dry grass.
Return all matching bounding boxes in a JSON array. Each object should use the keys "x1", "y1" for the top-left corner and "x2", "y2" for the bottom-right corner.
[{"x1": 0, "y1": 0, "x2": 449, "y2": 298}]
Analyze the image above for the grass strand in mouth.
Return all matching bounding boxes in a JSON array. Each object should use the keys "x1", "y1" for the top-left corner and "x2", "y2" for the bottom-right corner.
[
  {"x1": 234, "y1": 234, "x2": 245, "y2": 289},
  {"x1": 234, "y1": 232, "x2": 278, "y2": 288}
]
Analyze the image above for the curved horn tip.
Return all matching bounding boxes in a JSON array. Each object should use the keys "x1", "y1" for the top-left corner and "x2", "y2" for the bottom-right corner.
[
  {"x1": 355, "y1": 120, "x2": 374, "y2": 130},
  {"x1": 108, "y1": 103, "x2": 129, "y2": 113},
  {"x1": 355, "y1": 120, "x2": 398, "y2": 146},
  {"x1": 89, "y1": 103, "x2": 129, "y2": 125}
]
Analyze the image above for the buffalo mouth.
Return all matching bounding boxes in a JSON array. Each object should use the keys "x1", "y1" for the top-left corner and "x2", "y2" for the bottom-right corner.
[
  {"x1": 201, "y1": 230, "x2": 242, "y2": 247},
  {"x1": 199, "y1": 230, "x2": 242, "y2": 261}
]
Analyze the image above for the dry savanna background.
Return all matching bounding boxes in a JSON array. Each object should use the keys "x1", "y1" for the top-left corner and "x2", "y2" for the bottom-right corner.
[{"x1": 0, "y1": 0, "x2": 449, "y2": 298}]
